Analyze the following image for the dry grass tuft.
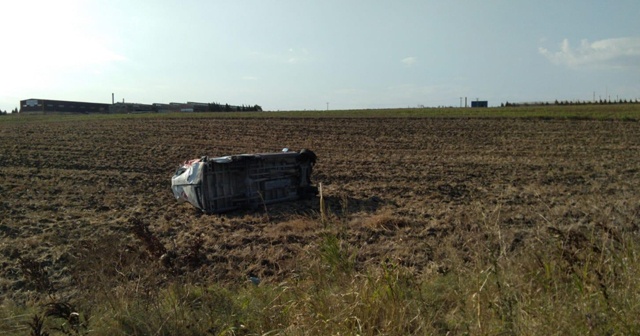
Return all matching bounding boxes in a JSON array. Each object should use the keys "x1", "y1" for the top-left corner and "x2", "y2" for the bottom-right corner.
[{"x1": 360, "y1": 209, "x2": 410, "y2": 230}]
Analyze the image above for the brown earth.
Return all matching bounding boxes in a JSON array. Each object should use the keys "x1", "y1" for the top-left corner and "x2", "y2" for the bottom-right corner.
[{"x1": 1, "y1": 116, "x2": 640, "y2": 304}]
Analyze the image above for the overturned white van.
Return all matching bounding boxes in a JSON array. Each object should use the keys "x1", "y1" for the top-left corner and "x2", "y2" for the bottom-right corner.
[{"x1": 171, "y1": 149, "x2": 317, "y2": 213}]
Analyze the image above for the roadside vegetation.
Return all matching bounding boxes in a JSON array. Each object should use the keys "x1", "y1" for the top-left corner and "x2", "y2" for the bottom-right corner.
[{"x1": 3, "y1": 208, "x2": 639, "y2": 335}]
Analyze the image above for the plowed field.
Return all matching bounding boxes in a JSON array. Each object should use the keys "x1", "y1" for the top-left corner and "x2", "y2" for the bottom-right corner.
[{"x1": 2, "y1": 115, "x2": 640, "y2": 303}]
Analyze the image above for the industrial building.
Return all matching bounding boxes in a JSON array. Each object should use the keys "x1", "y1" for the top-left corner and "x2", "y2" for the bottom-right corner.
[
  {"x1": 471, "y1": 101, "x2": 488, "y2": 108},
  {"x1": 109, "y1": 102, "x2": 155, "y2": 114},
  {"x1": 19, "y1": 98, "x2": 262, "y2": 114},
  {"x1": 20, "y1": 99, "x2": 110, "y2": 114}
]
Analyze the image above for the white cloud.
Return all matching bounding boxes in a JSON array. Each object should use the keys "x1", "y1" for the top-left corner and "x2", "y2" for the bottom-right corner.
[
  {"x1": 287, "y1": 48, "x2": 310, "y2": 64},
  {"x1": 539, "y1": 37, "x2": 640, "y2": 69},
  {"x1": 250, "y1": 48, "x2": 311, "y2": 64},
  {"x1": 401, "y1": 56, "x2": 417, "y2": 66}
]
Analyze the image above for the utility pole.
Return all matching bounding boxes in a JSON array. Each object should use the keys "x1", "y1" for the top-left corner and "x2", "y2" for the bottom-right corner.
[{"x1": 326, "y1": 102, "x2": 329, "y2": 111}]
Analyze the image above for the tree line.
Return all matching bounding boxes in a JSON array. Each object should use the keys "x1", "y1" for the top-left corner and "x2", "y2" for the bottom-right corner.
[
  {"x1": 206, "y1": 103, "x2": 262, "y2": 112},
  {"x1": 0, "y1": 108, "x2": 18, "y2": 115},
  {"x1": 502, "y1": 99, "x2": 640, "y2": 107}
]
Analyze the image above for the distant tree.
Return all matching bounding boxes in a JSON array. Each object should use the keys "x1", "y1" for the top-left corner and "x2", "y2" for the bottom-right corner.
[
  {"x1": 254, "y1": 104, "x2": 263, "y2": 112},
  {"x1": 12, "y1": 107, "x2": 18, "y2": 113},
  {"x1": 208, "y1": 102, "x2": 221, "y2": 112}
]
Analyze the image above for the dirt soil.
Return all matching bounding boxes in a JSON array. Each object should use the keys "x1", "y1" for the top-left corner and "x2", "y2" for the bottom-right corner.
[{"x1": 1, "y1": 116, "x2": 640, "y2": 303}]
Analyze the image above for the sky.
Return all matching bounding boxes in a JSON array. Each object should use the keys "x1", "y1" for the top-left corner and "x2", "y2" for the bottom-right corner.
[{"x1": 1, "y1": 0, "x2": 639, "y2": 112}]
